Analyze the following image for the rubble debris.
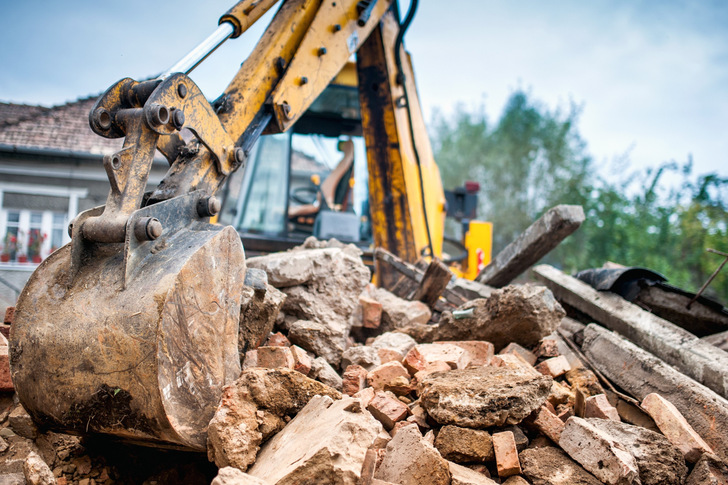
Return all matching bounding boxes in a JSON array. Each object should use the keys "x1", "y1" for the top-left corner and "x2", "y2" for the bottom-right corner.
[
  {"x1": 433, "y1": 425, "x2": 494, "y2": 463},
  {"x1": 22, "y1": 451, "x2": 55, "y2": 485},
  {"x1": 501, "y1": 476, "x2": 530, "y2": 485},
  {"x1": 404, "y1": 343, "x2": 469, "y2": 372},
  {"x1": 238, "y1": 269, "x2": 286, "y2": 356},
  {"x1": 342, "y1": 364, "x2": 369, "y2": 396},
  {"x1": 584, "y1": 394, "x2": 620, "y2": 421},
  {"x1": 411, "y1": 258, "x2": 454, "y2": 309},
  {"x1": 581, "y1": 323, "x2": 728, "y2": 462},
  {"x1": 640, "y1": 392, "x2": 714, "y2": 463},
  {"x1": 8, "y1": 405, "x2": 37, "y2": 439},
  {"x1": 534, "y1": 355, "x2": 571, "y2": 378},
  {"x1": 366, "y1": 285, "x2": 432, "y2": 332},
  {"x1": 491, "y1": 353, "x2": 542, "y2": 377},
  {"x1": 367, "y1": 361, "x2": 411, "y2": 392},
  {"x1": 448, "y1": 461, "x2": 498, "y2": 485},
  {"x1": 499, "y1": 342, "x2": 537, "y2": 366},
  {"x1": 310, "y1": 356, "x2": 344, "y2": 390},
  {"x1": 288, "y1": 319, "x2": 347, "y2": 367},
  {"x1": 448, "y1": 278, "x2": 494, "y2": 302},
  {"x1": 586, "y1": 418, "x2": 688, "y2": 485},
  {"x1": 437, "y1": 285, "x2": 565, "y2": 351},
  {"x1": 492, "y1": 430, "x2": 522, "y2": 478},
  {"x1": 559, "y1": 417, "x2": 640, "y2": 485},
  {"x1": 686, "y1": 452, "x2": 728, "y2": 485},
  {"x1": 341, "y1": 345, "x2": 381, "y2": 370},
  {"x1": 264, "y1": 332, "x2": 290, "y2": 347},
  {"x1": 534, "y1": 264, "x2": 728, "y2": 398},
  {"x1": 359, "y1": 295, "x2": 384, "y2": 329},
  {"x1": 520, "y1": 446, "x2": 602, "y2": 485},
  {"x1": 211, "y1": 466, "x2": 267, "y2": 485},
  {"x1": 370, "y1": 332, "x2": 418, "y2": 362},
  {"x1": 418, "y1": 366, "x2": 552, "y2": 428},
  {"x1": 206, "y1": 368, "x2": 340, "y2": 470},
  {"x1": 289, "y1": 345, "x2": 311, "y2": 375},
  {"x1": 615, "y1": 400, "x2": 658, "y2": 432},
  {"x1": 477, "y1": 204, "x2": 584, "y2": 287},
  {"x1": 255, "y1": 346, "x2": 295, "y2": 369},
  {"x1": 374, "y1": 424, "x2": 451, "y2": 485},
  {"x1": 524, "y1": 405, "x2": 565, "y2": 444},
  {"x1": 444, "y1": 341, "x2": 494, "y2": 367},
  {"x1": 367, "y1": 391, "x2": 409, "y2": 430},
  {"x1": 247, "y1": 395, "x2": 385, "y2": 484}
]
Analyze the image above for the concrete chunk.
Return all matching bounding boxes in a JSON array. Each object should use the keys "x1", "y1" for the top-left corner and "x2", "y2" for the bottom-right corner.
[
  {"x1": 247, "y1": 395, "x2": 383, "y2": 484},
  {"x1": 641, "y1": 392, "x2": 714, "y2": 463},
  {"x1": 434, "y1": 425, "x2": 494, "y2": 463},
  {"x1": 23, "y1": 452, "x2": 55, "y2": 485},
  {"x1": 448, "y1": 461, "x2": 499, "y2": 485},
  {"x1": 341, "y1": 345, "x2": 381, "y2": 370},
  {"x1": 520, "y1": 446, "x2": 602, "y2": 485},
  {"x1": 310, "y1": 356, "x2": 343, "y2": 391},
  {"x1": 500, "y1": 343, "x2": 537, "y2": 366},
  {"x1": 437, "y1": 285, "x2": 565, "y2": 351},
  {"x1": 418, "y1": 366, "x2": 552, "y2": 428},
  {"x1": 686, "y1": 453, "x2": 728, "y2": 485},
  {"x1": 211, "y1": 467, "x2": 268, "y2": 485},
  {"x1": 559, "y1": 417, "x2": 640, "y2": 485},
  {"x1": 374, "y1": 424, "x2": 451, "y2": 485}
]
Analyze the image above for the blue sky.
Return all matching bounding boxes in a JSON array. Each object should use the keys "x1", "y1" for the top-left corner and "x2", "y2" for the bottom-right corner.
[{"x1": 2, "y1": 0, "x2": 727, "y2": 179}]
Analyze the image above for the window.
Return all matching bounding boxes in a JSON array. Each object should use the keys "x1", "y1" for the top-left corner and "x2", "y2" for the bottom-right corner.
[{"x1": 1, "y1": 209, "x2": 68, "y2": 263}]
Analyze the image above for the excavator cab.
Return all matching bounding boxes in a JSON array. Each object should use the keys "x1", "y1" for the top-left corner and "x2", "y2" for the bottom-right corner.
[{"x1": 216, "y1": 64, "x2": 373, "y2": 256}]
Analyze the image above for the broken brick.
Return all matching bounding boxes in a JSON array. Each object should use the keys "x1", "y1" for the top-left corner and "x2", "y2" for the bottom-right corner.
[
  {"x1": 367, "y1": 361, "x2": 411, "y2": 391},
  {"x1": 342, "y1": 364, "x2": 369, "y2": 396},
  {"x1": 534, "y1": 338, "x2": 560, "y2": 358},
  {"x1": 289, "y1": 345, "x2": 312, "y2": 375},
  {"x1": 641, "y1": 393, "x2": 714, "y2": 463},
  {"x1": 367, "y1": 392, "x2": 410, "y2": 430},
  {"x1": 492, "y1": 431, "x2": 522, "y2": 478},
  {"x1": 360, "y1": 296, "x2": 383, "y2": 329},
  {"x1": 264, "y1": 332, "x2": 291, "y2": 347},
  {"x1": 525, "y1": 405, "x2": 565, "y2": 444},
  {"x1": 256, "y1": 346, "x2": 295, "y2": 369},
  {"x1": 438, "y1": 340, "x2": 494, "y2": 367},
  {"x1": 585, "y1": 394, "x2": 620, "y2": 421},
  {"x1": 534, "y1": 355, "x2": 571, "y2": 378},
  {"x1": 499, "y1": 342, "x2": 537, "y2": 366}
]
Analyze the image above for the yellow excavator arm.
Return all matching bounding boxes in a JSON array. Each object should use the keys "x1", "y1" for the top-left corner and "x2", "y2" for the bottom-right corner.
[{"x1": 9, "y1": 0, "x2": 488, "y2": 451}]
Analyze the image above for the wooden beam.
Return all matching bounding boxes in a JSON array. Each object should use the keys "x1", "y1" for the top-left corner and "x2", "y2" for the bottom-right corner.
[
  {"x1": 412, "y1": 259, "x2": 453, "y2": 309},
  {"x1": 477, "y1": 205, "x2": 584, "y2": 287},
  {"x1": 533, "y1": 264, "x2": 728, "y2": 399}
]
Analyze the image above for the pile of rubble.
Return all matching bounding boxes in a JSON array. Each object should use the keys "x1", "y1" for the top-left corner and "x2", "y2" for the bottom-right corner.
[{"x1": 1, "y1": 236, "x2": 728, "y2": 484}]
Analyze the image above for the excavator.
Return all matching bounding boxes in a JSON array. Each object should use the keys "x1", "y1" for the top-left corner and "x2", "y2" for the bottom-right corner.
[{"x1": 9, "y1": 0, "x2": 492, "y2": 451}]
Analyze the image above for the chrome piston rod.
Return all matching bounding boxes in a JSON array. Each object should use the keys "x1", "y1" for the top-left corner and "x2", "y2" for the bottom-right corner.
[{"x1": 159, "y1": 22, "x2": 235, "y2": 80}]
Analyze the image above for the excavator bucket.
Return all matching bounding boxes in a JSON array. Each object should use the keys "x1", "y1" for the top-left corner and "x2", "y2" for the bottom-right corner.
[{"x1": 10, "y1": 192, "x2": 245, "y2": 451}]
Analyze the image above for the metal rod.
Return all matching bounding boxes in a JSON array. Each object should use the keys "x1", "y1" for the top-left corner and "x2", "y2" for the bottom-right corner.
[
  {"x1": 159, "y1": 22, "x2": 235, "y2": 80},
  {"x1": 687, "y1": 248, "x2": 728, "y2": 309}
]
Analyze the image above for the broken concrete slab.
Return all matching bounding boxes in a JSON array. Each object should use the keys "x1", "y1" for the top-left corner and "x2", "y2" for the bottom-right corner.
[
  {"x1": 587, "y1": 418, "x2": 688, "y2": 485},
  {"x1": 374, "y1": 424, "x2": 451, "y2": 485},
  {"x1": 207, "y1": 368, "x2": 341, "y2": 470},
  {"x1": 534, "y1": 264, "x2": 728, "y2": 399},
  {"x1": 247, "y1": 395, "x2": 384, "y2": 485},
  {"x1": 520, "y1": 446, "x2": 602, "y2": 485},
  {"x1": 434, "y1": 425, "x2": 494, "y2": 463},
  {"x1": 641, "y1": 392, "x2": 714, "y2": 463},
  {"x1": 581, "y1": 323, "x2": 728, "y2": 462},
  {"x1": 559, "y1": 417, "x2": 640, "y2": 485},
  {"x1": 211, "y1": 467, "x2": 268, "y2": 485},
  {"x1": 418, "y1": 366, "x2": 552, "y2": 428},
  {"x1": 477, "y1": 205, "x2": 584, "y2": 287},
  {"x1": 437, "y1": 285, "x2": 565, "y2": 351}
]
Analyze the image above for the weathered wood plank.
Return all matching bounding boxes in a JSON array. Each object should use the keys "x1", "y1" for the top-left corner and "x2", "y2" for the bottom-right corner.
[
  {"x1": 533, "y1": 264, "x2": 728, "y2": 400},
  {"x1": 582, "y1": 323, "x2": 728, "y2": 462},
  {"x1": 412, "y1": 259, "x2": 453, "y2": 309},
  {"x1": 477, "y1": 205, "x2": 584, "y2": 287}
]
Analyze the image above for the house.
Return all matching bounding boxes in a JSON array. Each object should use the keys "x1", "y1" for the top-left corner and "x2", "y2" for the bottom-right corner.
[{"x1": 0, "y1": 97, "x2": 168, "y2": 308}]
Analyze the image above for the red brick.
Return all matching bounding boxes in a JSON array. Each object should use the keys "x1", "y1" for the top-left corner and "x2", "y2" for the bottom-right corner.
[
  {"x1": 403, "y1": 344, "x2": 469, "y2": 375},
  {"x1": 499, "y1": 342, "x2": 537, "y2": 366},
  {"x1": 289, "y1": 345, "x2": 312, "y2": 375},
  {"x1": 402, "y1": 346, "x2": 428, "y2": 374},
  {"x1": 492, "y1": 431, "x2": 522, "y2": 478},
  {"x1": 584, "y1": 393, "x2": 620, "y2": 421},
  {"x1": 377, "y1": 348, "x2": 403, "y2": 364},
  {"x1": 354, "y1": 386, "x2": 376, "y2": 408},
  {"x1": 0, "y1": 342, "x2": 12, "y2": 392},
  {"x1": 367, "y1": 391, "x2": 409, "y2": 430},
  {"x1": 412, "y1": 361, "x2": 452, "y2": 385},
  {"x1": 264, "y1": 332, "x2": 291, "y2": 347},
  {"x1": 367, "y1": 361, "x2": 410, "y2": 391},
  {"x1": 256, "y1": 346, "x2": 294, "y2": 369},
  {"x1": 360, "y1": 296, "x2": 383, "y2": 329},
  {"x1": 641, "y1": 392, "x2": 714, "y2": 463},
  {"x1": 342, "y1": 364, "x2": 368, "y2": 396},
  {"x1": 534, "y1": 355, "x2": 571, "y2": 378},
  {"x1": 243, "y1": 349, "x2": 258, "y2": 369},
  {"x1": 526, "y1": 405, "x2": 565, "y2": 444}
]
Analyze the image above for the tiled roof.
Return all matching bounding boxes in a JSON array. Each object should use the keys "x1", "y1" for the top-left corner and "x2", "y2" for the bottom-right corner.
[{"x1": 0, "y1": 97, "x2": 123, "y2": 156}]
